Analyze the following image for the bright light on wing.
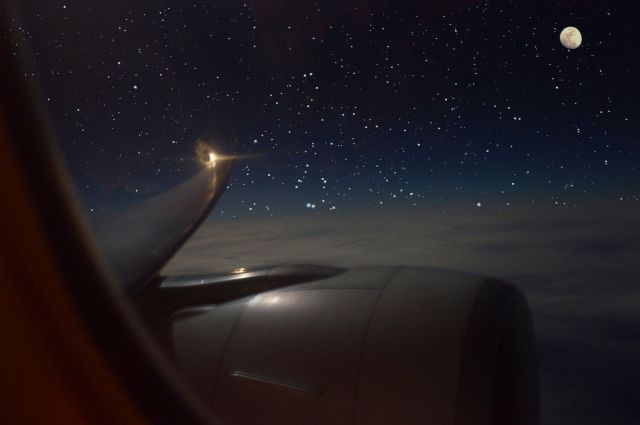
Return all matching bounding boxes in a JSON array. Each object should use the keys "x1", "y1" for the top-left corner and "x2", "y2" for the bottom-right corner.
[{"x1": 207, "y1": 151, "x2": 217, "y2": 168}]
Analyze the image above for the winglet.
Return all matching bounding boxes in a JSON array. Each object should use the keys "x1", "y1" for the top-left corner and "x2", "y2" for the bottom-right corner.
[{"x1": 92, "y1": 160, "x2": 234, "y2": 294}]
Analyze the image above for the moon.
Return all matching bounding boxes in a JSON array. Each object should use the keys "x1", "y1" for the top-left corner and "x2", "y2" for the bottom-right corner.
[{"x1": 560, "y1": 26, "x2": 582, "y2": 49}]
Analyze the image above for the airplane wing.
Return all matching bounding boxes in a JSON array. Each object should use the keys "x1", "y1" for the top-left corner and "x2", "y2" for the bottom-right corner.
[
  {"x1": 91, "y1": 160, "x2": 233, "y2": 294},
  {"x1": 88, "y1": 155, "x2": 538, "y2": 424},
  {"x1": 87, "y1": 155, "x2": 538, "y2": 425}
]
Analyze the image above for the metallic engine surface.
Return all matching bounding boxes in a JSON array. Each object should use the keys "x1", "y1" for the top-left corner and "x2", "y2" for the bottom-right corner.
[{"x1": 170, "y1": 267, "x2": 538, "y2": 425}]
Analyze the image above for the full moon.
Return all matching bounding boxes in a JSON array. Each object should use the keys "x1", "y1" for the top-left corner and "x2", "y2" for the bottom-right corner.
[{"x1": 560, "y1": 26, "x2": 582, "y2": 49}]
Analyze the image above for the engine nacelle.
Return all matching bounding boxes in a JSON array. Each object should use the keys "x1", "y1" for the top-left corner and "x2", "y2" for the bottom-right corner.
[{"x1": 167, "y1": 267, "x2": 538, "y2": 425}]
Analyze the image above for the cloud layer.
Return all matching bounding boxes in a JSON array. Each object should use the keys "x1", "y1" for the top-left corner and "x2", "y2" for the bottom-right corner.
[{"x1": 164, "y1": 205, "x2": 640, "y2": 424}]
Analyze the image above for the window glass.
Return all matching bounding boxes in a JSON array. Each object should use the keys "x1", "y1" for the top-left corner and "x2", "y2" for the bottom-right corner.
[{"x1": 14, "y1": 1, "x2": 640, "y2": 423}]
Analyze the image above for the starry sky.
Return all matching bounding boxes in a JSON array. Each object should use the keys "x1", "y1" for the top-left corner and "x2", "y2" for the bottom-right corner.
[{"x1": 15, "y1": 0, "x2": 640, "y2": 218}]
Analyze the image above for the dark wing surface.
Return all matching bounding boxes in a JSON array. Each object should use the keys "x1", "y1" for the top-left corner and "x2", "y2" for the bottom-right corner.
[{"x1": 92, "y1": 160, "x2": 233, "y2": 294}]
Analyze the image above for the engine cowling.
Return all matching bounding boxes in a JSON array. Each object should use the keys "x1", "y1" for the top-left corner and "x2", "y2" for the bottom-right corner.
[{"x1": 168, "y1": 267, "x2": 538, "y2": 425}]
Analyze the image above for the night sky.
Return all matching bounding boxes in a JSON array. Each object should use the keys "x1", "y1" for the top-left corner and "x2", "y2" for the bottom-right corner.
[{"x1": 14, "y1": 0, "x2": 640, "y2": 217}]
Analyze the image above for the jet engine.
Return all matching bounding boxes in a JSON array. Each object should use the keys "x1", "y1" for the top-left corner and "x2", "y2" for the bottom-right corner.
[{"x1": 136, "y1": 265, "x2": 539, "y2": 425}]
